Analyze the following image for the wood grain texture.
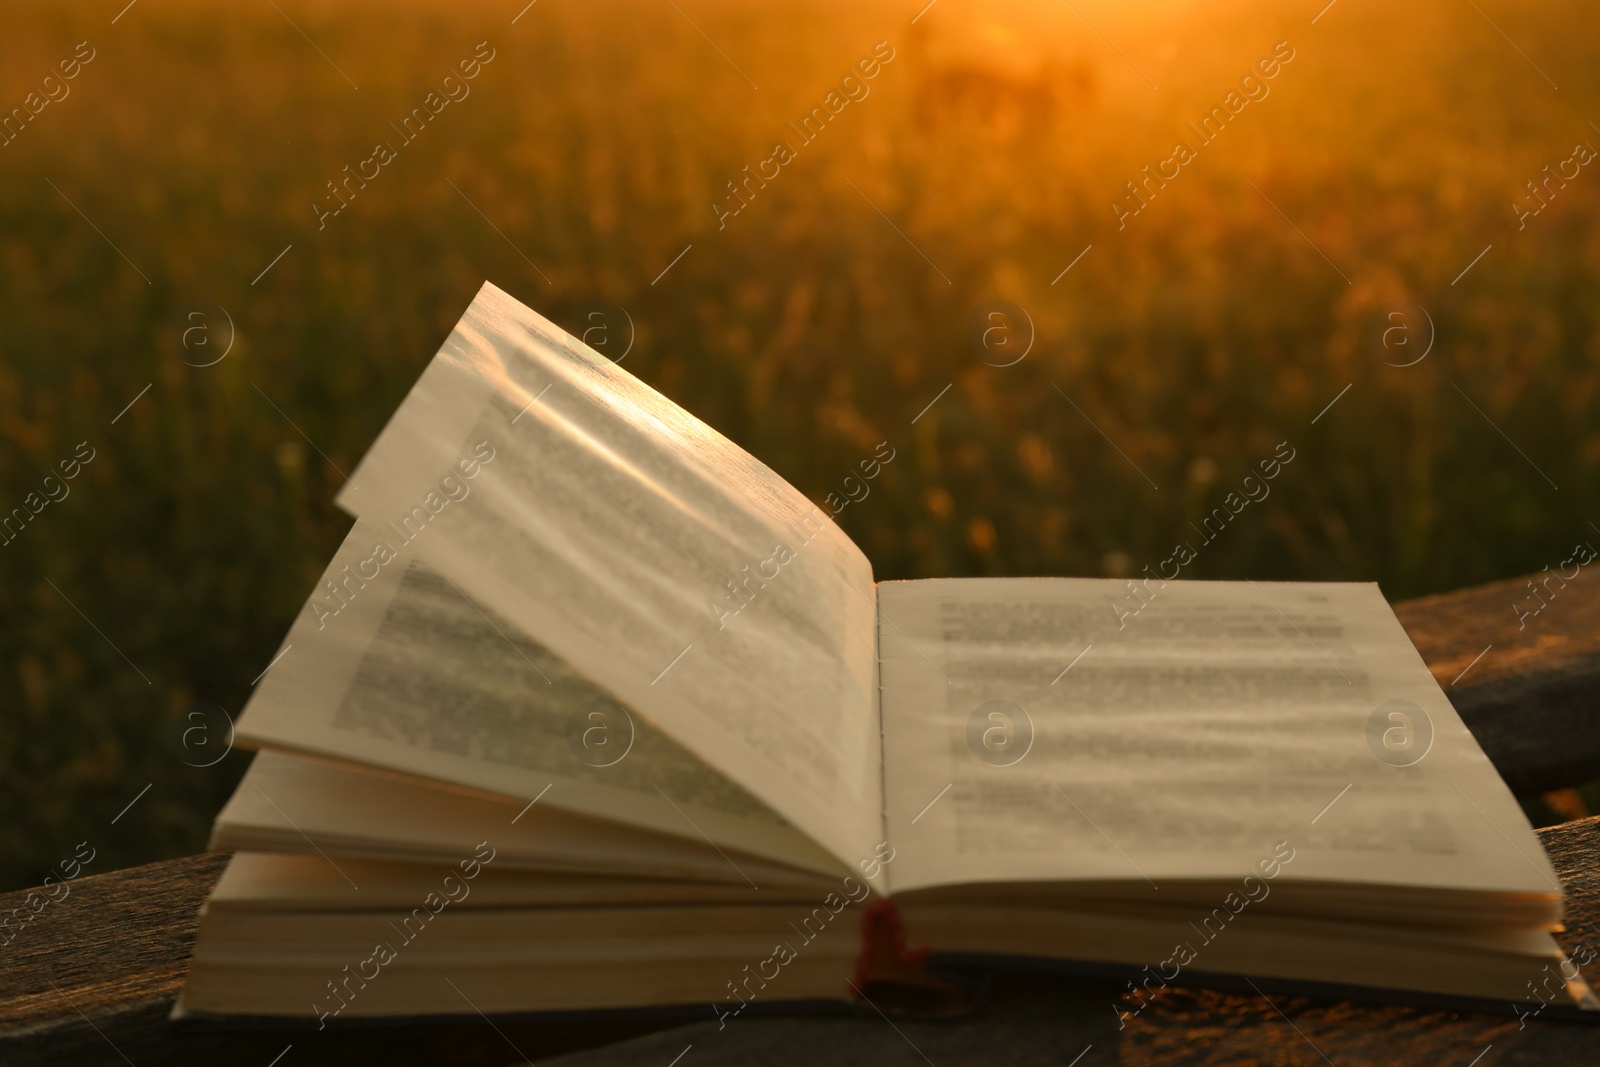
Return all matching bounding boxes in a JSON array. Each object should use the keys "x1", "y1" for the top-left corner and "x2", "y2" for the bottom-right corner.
[
  {"x1": 4, "y1": 572, "x2": 1600, "y2": 1065},
  {"x1": 1395, "y1": 568, "x2": 1600, "y2": 795}
]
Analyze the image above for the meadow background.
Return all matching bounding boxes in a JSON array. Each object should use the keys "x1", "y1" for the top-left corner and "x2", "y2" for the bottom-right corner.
[{"x1": 2, "y1": 0, "x2": 1598, "y2": 890}]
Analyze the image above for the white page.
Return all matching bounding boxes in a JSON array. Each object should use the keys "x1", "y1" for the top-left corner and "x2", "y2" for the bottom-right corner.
[
  {"x1": 214, "y1": 751, "x2": 832, "y2": 888},
  {"x1": 329, "y1": 282, "x2": 883, "y2": 877},
  {"x1": 878, "y1": 578, "x2": 1558, "y2": 902},
  {"x1": 209, "y1": 853, "x2": 828, "y2": 910},
  {"x1": 235, "y1": 519, "x2": 842, "y2": 875}
]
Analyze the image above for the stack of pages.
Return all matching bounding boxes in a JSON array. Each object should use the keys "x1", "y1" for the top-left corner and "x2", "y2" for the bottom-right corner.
[{"x1": 176, "y1": 282, "x2": 1593, "y2": 1023}]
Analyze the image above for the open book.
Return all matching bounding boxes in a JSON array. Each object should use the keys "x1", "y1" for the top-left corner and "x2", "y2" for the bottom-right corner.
[{"x1": 177, "y1": 282, "x2": 1594, "y2": 1025}]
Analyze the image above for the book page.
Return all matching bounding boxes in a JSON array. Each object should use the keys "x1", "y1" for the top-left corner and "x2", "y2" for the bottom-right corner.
[
  {"x1": 213, "y1": 751, "x2": 833, "y2": 888},
  {"x1": 209, "y1": 852, "x2": 829, "y2": 911},
  {"x1": 877, "y1": 578, "x2": 1559, "y2": 901},
  {"x1": 235, "y1": 520, "x2": 842, "y2": 876},
  {"x1": 323, "y1": 282, "x2": 882, "y2": 877}
]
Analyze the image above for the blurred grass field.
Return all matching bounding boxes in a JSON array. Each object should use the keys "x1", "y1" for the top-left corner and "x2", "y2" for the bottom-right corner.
[{"x1": 2, "y1": 0, "x2": 1598, "y2": 889}]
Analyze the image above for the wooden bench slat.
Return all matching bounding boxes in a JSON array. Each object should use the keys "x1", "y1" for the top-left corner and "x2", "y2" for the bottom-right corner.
[{"x1": 1395, "y1": 570, "x2": 1600, "y2": 795}]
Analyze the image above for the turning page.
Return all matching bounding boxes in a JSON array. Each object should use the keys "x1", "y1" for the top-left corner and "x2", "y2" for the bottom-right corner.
[
  {"x1": 322, "y1": 282, "x2": 883, "y2": 877},
  {"x1": 877, "y1": 577, "x2": 1559, "y2": 905},
  {"x1": 215, "y1": 750, "x2": 835, "y2": 886},
  {"x1": 235, "y1": 519, "x2": 843, "y2": 875}
]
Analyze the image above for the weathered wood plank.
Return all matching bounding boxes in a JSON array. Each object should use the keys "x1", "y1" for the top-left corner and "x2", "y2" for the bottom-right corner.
[
  {"x1": 1395, "y1": 569, "x2": 1600, "y2": 795},
  {"x1": 0, "y1": 852, "x2": 225, "y2": 1037}
]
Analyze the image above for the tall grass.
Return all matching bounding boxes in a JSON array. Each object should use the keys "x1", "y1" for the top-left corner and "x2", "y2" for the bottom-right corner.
[{"x1": 2, "y1": 0, "x2": 1597, "y2": 888}]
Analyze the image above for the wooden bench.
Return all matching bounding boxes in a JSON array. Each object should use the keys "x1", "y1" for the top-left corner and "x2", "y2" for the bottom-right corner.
[{"x1": 5, "y1": 572, "x2": 1599, "y2": 1066}]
